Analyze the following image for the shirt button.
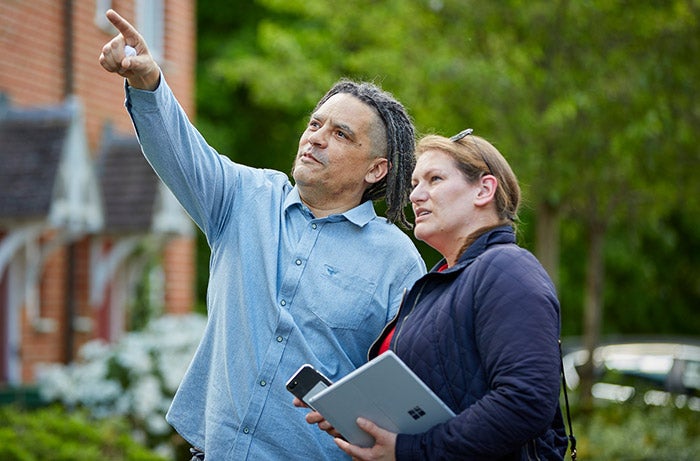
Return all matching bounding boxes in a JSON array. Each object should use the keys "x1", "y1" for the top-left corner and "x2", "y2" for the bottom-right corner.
[
  {"x1": 280, "y1": 300, "x2": 286, "y2": 306},
  {"x1": 260, "y1": 380, "x2": 267, "y2": 387},
  {"x1": 243, "y1": 427, "x2": 250, "y2": 434},
  {"x1": 311, "y1": 223, "x2": 317, "y2": 229},
  {"x1": 277, "y1": 336, "x2": 284, "y2": 343},
  {"x1": 295, "y1": 259, "x2": 302, "y2": 266}
]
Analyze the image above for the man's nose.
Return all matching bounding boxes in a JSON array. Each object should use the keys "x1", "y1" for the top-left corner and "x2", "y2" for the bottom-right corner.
[{"x1": 307, "y1": 127, "x2": 329, "y2": 147}]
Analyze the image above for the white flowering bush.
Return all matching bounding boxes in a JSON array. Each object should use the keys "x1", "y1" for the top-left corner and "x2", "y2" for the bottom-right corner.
[{"x1": 36, "y1": 313, "x2": 206, "y2": 457}]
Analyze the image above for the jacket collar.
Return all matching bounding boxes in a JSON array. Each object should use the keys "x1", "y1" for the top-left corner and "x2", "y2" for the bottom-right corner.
[{"x1": 430, "y1": 225, "x2": 516, "y2": 273}]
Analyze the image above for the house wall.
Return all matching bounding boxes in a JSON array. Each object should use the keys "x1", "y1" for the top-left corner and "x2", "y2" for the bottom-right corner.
[
  {"x1": 0, "y1": 0, "x2": 195, "y2": 150},
  {"x1": 0, "y1": 0, "x2": 196, "y2": 383}
]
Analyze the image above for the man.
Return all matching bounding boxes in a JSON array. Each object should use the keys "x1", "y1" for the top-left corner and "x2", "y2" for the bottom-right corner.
[{"x1": 99, "y1": 9, "x2": 425, "y2": 460}]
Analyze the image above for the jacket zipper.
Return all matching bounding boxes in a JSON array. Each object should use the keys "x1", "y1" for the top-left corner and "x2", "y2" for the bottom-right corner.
[
  {"x1": 392, "y1": 280, "x2": 428, "y2": 355},
  {"x1": 525, "y1": 439, "x2": 541, "y2": 460}
]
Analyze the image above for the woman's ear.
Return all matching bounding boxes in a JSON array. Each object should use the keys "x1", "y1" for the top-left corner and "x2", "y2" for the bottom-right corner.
[
  {"x1": 474, "y1": 175, "x2": 497, "y2": 207},
  {"x1": 365, "y1": 158, "x2": 389, "y2": 184}
]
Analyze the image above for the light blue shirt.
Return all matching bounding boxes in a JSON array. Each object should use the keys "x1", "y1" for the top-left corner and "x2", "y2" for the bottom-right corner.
[{"x1": 125, "y1": 78, "x2": 426, "y2": 460}]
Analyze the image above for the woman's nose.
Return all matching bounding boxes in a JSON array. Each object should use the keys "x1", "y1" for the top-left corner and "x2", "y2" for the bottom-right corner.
[{"x1": 409, "y1": 184, "x2": 424, "y2": 203}]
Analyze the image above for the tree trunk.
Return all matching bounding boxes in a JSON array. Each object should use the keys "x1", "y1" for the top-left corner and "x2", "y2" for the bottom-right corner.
[
  {"x1": 579, "y1": 224, "x2": 606, "y2": 412},
  {"x1": 535, "y1": 200, "x2": 560, "y2": 288}
]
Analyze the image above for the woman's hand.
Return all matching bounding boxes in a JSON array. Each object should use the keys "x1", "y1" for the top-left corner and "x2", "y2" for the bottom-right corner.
[{"x1": 334, "y1": 418, "x2": 397, "y2": 461}]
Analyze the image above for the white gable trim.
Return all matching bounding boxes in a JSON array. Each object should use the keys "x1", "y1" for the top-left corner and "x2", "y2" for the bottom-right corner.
[
  {"x1": 90, "y1": 236, "x2": 141, "y2": 307},
  {"x1": 152, "y1": 182, "x2": 194, "y2": 235},
  {"x1": 0, "y1": 224, "x2": 44, "y2": 274},
  {"x1": 49, "y1": 96, "x2": 104, "y2": 234}
]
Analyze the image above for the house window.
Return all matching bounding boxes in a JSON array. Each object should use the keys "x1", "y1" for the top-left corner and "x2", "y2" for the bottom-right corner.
[
  {"x1": 94, "y1": 0, "x2": 113, "y2": 32},
  {"x1": 136, "y1": 0, "x2": 165, "y2": 62}
]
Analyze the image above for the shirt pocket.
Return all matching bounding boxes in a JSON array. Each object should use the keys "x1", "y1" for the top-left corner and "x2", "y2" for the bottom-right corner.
[{"x1": 308, "y1": 264, "x2": 379, "y2": 330}]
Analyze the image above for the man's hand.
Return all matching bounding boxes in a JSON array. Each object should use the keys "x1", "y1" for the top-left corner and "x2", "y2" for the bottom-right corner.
[
  {"x1": 292, "y1": 397, "x2": 343, "y2": 438},
  {"x1": 98, "y1": 9, "x2": 160, "y2": 91}
]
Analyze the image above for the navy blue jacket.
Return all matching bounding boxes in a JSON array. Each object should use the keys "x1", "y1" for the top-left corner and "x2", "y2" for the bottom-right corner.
[{"x1": 370, "y1": 226, "x2": 568, "y2": 460}]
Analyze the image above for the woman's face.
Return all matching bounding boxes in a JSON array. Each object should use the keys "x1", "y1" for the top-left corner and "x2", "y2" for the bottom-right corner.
[{"x1": 410, "y1": 149, "x2": 481, "y2": 257}]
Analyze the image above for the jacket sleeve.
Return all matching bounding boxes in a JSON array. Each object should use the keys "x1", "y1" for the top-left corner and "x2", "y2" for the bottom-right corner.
[{"x1": 396, "y1": 247, "x2": 563, "y2": 460}]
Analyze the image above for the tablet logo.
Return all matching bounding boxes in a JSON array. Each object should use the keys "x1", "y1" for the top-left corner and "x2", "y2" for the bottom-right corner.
[{"x1": 408, "y1": 406, "x2": 426, "y2": 420}]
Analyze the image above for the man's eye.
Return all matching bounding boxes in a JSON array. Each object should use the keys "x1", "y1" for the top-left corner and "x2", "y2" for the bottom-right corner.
[{"x1": 336, "y1": 130, "x2": 347, "y2": 138}]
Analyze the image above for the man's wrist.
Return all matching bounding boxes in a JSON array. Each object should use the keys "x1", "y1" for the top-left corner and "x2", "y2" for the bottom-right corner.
[{"x1": 127, "y1": 68, "x2": 161, "y2": 91}]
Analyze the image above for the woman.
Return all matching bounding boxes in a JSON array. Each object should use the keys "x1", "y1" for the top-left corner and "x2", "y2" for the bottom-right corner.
[{"x1": 303, "y1": 129, "x2": 569, "y2": 460}]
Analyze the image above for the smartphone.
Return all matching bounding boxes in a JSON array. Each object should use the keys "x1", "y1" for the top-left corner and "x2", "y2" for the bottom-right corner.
[{"x1": 286, "y1": 364, "x2": 333, "y2": 409}]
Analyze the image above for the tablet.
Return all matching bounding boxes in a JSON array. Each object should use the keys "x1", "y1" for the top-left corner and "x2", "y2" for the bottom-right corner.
[{"x1": 306, "y1": 351, "x2": 455, "y2": 448}]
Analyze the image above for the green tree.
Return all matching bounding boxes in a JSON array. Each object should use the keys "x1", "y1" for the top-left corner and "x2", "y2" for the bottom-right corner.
[{"x1": 193, "y1": 0, "x2": 700, "y2": 365}]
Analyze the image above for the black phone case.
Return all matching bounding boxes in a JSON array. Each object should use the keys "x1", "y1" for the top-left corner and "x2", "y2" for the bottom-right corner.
[{"x1": 286, "y1": 365, "x2": 332, "y2": 405}]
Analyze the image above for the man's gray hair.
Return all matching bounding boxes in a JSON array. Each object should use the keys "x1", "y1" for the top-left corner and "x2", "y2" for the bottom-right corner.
[{"x1": 314, "y1": 79, "x2": 416, "y2": 229}]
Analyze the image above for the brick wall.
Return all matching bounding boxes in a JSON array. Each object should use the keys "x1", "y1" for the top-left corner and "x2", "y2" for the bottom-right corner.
[
  {"x1": 164, "y1": 236, "x2": 197, "y2": 314},
  {"x1": 0, "y1": 0, "x2": 195, "y2": 151},
  {"x1": 0, "y1": 1, "x2": 66, "y2": 108},
  {"x1": 0, "y1": 0, "x2": 196, "y2": 382}
]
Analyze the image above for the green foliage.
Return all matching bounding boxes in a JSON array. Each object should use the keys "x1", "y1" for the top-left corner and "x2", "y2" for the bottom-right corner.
[
  {"x1": 130, "y1": 257, "x2": 165, "y2": 331},
  {"x1": 572, "y1": 402, "x2": 700, "y2": 460},
  {"x1": 194, "y1": 0, "x2": 700, "y2": 336},
  {"x1": 36, "y1": 315, "x2": 206, "y2": 459},
  {"x1": 604, "y1": 211, "x2": 700, "y2": 335},
  {"x1": 0, "y1": 406, "x2": 166, "y2": 461}
]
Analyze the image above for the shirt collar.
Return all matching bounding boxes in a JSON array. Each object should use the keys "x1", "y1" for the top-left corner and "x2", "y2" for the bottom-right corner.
[{"x1": 284, "y1": 186, "x2": 377, "y2": 227}]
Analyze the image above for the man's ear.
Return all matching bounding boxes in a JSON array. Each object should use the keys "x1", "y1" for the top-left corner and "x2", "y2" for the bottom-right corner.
[
  {"x1": 365, "y1": 158, "x2": 389, "y2": 184},
  {"x1": 474, "y1": 175, "x2": 497, "y2": 207}
]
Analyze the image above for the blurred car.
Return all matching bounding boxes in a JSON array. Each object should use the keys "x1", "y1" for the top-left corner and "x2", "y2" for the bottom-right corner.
[{"x1": 562, "y1": 337, "x2": 700, "y2": 411}]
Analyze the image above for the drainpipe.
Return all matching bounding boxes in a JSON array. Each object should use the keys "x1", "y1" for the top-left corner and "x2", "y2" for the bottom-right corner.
[
  {"x1": 63, "y1": 0, "x2": 74, "y2": 96},
  {"x1": 63, "y1": 0, "x2": 76, "y2": 363}
]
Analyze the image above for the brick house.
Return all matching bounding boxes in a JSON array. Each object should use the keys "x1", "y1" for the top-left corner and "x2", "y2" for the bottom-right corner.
[{"x1": 0, "y1": 0, "x2": 196, "y2": 386}]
